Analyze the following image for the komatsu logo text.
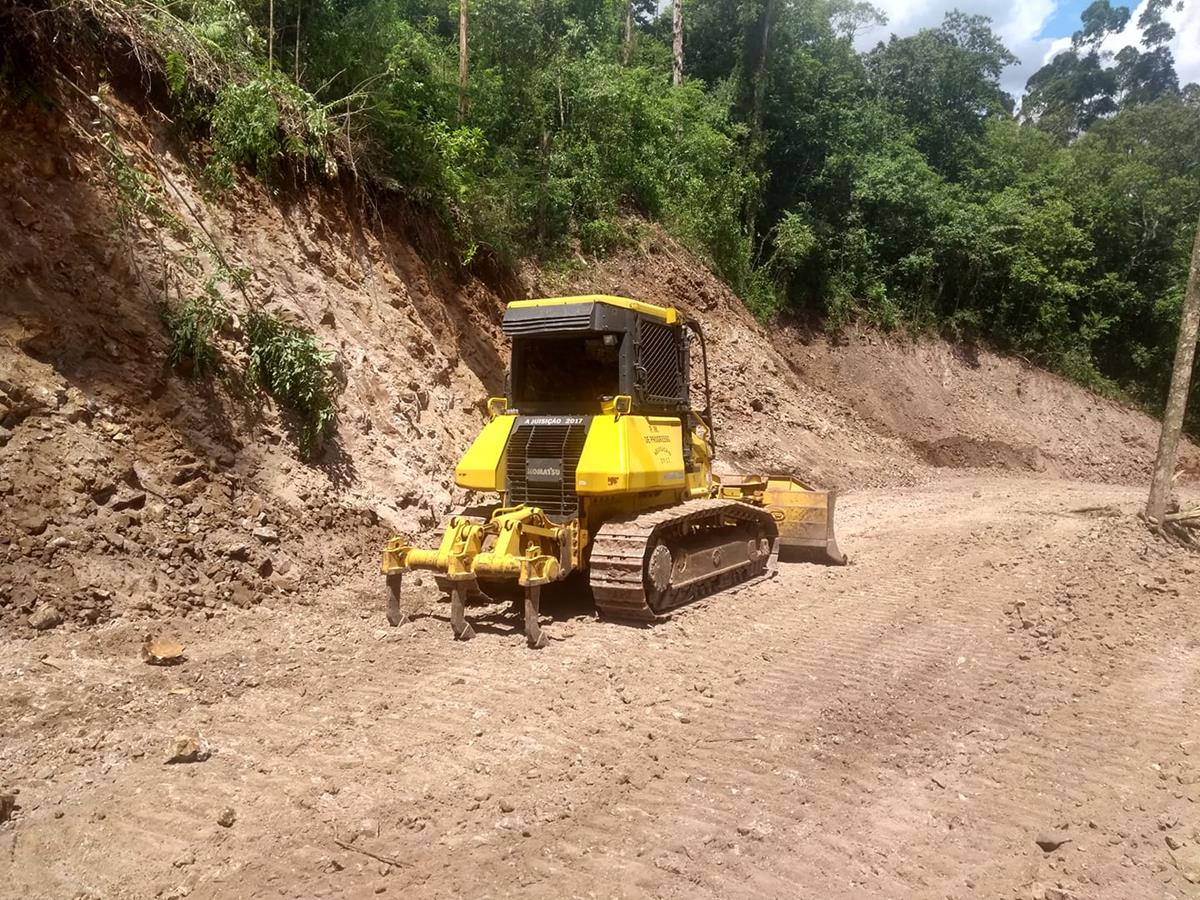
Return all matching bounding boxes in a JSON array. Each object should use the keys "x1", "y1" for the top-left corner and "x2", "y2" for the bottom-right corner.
[{"x1": 526, "y1": 458, "x2": 563, "y2": 482}]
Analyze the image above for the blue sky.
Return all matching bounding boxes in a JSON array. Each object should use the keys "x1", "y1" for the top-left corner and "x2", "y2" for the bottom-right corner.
[
  {"x1": 854, "y1": 0, "x2": 1200, "y2": 101},
  {"x1": 1035, "y1": 0, "x2": 1091, "y2": 39}
]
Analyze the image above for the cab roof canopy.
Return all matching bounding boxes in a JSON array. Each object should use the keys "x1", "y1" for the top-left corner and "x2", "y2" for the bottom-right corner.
[{"x1": 503, "y1": 295, "x2": 679, "y2": 337}]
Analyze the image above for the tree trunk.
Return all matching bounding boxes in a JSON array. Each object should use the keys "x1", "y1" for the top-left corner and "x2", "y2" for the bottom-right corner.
[
  {"x1": 1147, "y1": 217, "x2": 1200, "y2": 523},
  {"x1": 623, "y1": 2, "x2": 634, "y2": 66},
  {"x1": 745, "y1": 0, "x2": 774, "y2": 237},
  {"x1": 458, "y1": 0, "x2": 470, "y2": 122},
  {"x1": 267, "y1": 0, "x2": 274, "y2": 69},
  {"x1": 672, "y1": 0, "x2": 683, "y2": 86},
  {"x1": 294, "y1": 2, "x2": 301, "y2": 83},
  {"x1": 749, "y1": 0, "x2": 773, "y2": 139}
]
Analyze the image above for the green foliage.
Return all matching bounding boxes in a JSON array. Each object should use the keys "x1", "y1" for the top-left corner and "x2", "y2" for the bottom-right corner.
[
  {"x1": 245, "y1": 310, "x2": 337, "y2": 455},
  {"x1": 42, "y1": 0, "x2": 1200, "y2": 432},
  {"x1": 1023, "y1": 0, "x2": 1180, "y2": 142},
  {"x1": 864, "y1": 12, "x2": 1017, "y2": 177},
  {"x1": 202, "y1": 74, "x2": 330, "y2": 187},
  {"x1": 206, "y1": 79, "x2": 279, "y2": 185},
  {"x1": 165, "y1": 51, "x2": 188, "y2": 97},
  {"x1": 161, "y1": 281, "x2": 230, "y2": 376}
]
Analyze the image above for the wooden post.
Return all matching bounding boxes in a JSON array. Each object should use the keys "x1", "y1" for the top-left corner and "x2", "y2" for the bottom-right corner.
[
  {"x1": 1148, "y1": 217, "x2": 1200, "y2": 523},
  {"x1": 672, "y1": 0, "x2": 683, "y2": 86},
  {"x1": 458, "y1": 0, "x2": 470, "y2": 122}
]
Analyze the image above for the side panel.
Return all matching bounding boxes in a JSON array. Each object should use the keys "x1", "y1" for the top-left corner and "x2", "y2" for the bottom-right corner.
[
  {"x1": 454, "y1": 415, "x2": 517, "y2": 490},
  {"x1": 576, "y1": 415, "x2": 686, "y2": 494},
  {"x1": 685, "y1": 424, "x2": 714, "y2": 497}
]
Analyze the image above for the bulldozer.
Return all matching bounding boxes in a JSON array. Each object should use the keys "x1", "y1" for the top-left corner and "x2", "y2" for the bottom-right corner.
[{"x1": 381, "y1": 295, "x2": 845, "y2": 647}]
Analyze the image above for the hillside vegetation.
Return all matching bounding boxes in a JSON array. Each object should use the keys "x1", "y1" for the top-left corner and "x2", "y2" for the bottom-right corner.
[{"x1": 1, "y1": 0, "x2": 1198, "y2": 429}]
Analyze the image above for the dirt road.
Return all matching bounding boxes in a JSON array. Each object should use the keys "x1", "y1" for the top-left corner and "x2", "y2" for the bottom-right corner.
[{"x1": 3, "y1": 475, "x2": 1200, "y2": 899}]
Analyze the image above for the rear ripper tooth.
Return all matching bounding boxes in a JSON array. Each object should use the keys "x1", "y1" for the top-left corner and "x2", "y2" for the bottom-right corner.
[{"x1": 589, "y1": 499, "x2": 779, "y2": 622}]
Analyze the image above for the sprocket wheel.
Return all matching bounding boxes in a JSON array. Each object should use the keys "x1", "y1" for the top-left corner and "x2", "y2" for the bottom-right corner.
[{"x1": 647, "y1": 542, "x2": 673, "y2": 594}]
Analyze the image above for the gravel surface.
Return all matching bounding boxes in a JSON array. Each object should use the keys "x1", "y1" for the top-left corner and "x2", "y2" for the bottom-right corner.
[{"x1": 3, "y1": 476, "x2": 1199, "y2": 899}]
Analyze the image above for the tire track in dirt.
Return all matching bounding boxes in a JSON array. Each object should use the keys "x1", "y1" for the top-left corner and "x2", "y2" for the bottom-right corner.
[
  {"x1": 428, "y1": 482, "x2": 1200, "y2": 899},
  {"x1": 4, "y1": 478, "x2": 1200, "y2": 900}
]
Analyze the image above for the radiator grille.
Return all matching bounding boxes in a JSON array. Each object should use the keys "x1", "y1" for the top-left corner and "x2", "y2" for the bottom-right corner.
[
  {"x1": 637, "y1": 319, "x2": 685, "y2": 407},
  {"x1": 505, "y1": 422, "x2": 588, "y2": 519}
]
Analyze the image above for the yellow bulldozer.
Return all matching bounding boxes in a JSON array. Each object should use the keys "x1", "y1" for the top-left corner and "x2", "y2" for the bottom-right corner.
[{"x1": 381, "y1": 295, "x2": 845, "y2": 647}]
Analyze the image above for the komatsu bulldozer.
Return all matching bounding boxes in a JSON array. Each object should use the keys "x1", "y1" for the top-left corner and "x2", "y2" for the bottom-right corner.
[{"x1": 381, "y1": 295, "x2": 845, "y2": 648}]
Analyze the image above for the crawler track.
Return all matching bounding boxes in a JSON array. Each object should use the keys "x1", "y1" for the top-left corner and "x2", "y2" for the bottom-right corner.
[{"x1": 588, "y1": 498, "x2": 779, "y2": 622}]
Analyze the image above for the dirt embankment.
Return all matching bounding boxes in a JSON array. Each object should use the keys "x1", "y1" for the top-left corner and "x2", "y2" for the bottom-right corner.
[
  {"x1": 0, "y1": 85, "x2": 508, "y2": 635},
  {"x1": 1, "y1": 71, "x2": 1194, "y2": 640},
  {"x1": 776, "y1": 327, "x2": 1197, "y2": 484},
  {"x1": 536, "y1": 244, "x2": 1197, "y2": 486}
]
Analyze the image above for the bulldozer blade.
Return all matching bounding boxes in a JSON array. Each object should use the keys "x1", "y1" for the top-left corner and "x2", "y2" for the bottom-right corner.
[
  {"x1": 762, "y1": 477, "x2": 847, "y2": 566},
  {"x1": 715, "y1": 474, "x2": 847, "y2": 566},
  {"x1": 524, "y1": 585, "x2": 549, "y2": 649},
  {"x1": 778, "y1": 539, "x2": 848, "y2": 566},
  {"x1": 385, "y1": 573, "x2": 406, "y2": 627},
  {"x1": 449, "y1": 584, "x2": 476, "y2": 641}
]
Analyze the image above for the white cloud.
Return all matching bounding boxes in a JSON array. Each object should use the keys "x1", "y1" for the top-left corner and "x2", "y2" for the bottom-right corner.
[
  {"x1": 857, "y1": 0, "x2": 1200, "y2": 102},
  {"x1": 1046, "y1": 0, "x2": 1200, "y2": 88}
]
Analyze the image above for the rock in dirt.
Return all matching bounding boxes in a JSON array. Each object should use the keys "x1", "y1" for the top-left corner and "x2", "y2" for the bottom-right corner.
[
  {"x1": 20, "y1": 514, "x2": 49, "y2": 536},
  {"x1": 226, "y1": 542, "x2": 253, "y2": 561},
  {"x1": 141, "y1": 635, "x2": 186, "y2": 666},
  {"x1": 165, "y1": 734, "x2": 211, "y2": 765},
  {"x1": 253, "y1": 525, "x2": 280, "y2": 544},
  {"x1": 216, "y1": 807, "x2": 236, "y2": 827},
  {"x1": 0, "y1": 793, "x2": 15, "y2": 823},
  {"x1": 1170, "y1": 845, "x2": 1200, "y2": 884},
  {"x1": 1035, "y1": 831, "x2": 1071, "y2": 852},
  {"x1": 498, "y1": 799, "x2": 515, "y2": 813},
  {"x1": 110, "y1": 489, "x2": 146, "y2": 511},
  {"x1": 28, "y1": 605, "x2": 62, "y2": 631}
]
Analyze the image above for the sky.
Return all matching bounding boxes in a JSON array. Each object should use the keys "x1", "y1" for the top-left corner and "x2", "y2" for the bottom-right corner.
[{"x1": 854, "y1": 0, "x2": 1200, "y2": 101}]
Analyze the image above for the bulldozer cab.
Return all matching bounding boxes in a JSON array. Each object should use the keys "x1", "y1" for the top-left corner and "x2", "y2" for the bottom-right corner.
[{"x1": 503, "y1": 296, "x2": 713, "y2": 439}]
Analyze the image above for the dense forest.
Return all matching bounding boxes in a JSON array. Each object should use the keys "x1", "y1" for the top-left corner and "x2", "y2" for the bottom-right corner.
[{"x1": 2, "y1": 0, "x2": 1199, "y2": 423}]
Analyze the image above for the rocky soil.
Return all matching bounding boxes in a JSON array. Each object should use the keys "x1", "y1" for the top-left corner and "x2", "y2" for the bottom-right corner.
[{"x1": 4, "y1": 477, "x2": 1200, "y2": 900}]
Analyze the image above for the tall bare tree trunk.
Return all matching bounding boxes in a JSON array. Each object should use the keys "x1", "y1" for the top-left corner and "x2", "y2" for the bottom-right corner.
[
  {"x1": 623, "y1": 2, "x2": 634, "y2": 66},
  {"x1": 745, "y1": 0, "x2": 773, "y2": 236},
  {"x1": 749, "y1": 0, "x2": 773, "y2": 138},
  {"x1": 294, "y1": 2, "x2": 301, "y2": 82},
  {"x1": 1148, "y1": 218, "x2": 1200, "y2": 523},
  {"x1": 458, "y1": 0, "x2": 470, "y2": 122},
  {"x1": 267, "y1": 0, "x2": 274, "y2": 69},
  {"x1": 672, "y1": 0, "x2": 683, "y2": 86}
]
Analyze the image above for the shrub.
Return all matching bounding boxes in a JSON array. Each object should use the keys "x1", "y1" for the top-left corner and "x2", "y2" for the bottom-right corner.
[
  {"x1": 162, "y1": 284, "x2": 229, "y2": 376},
  {"x1": 245, "y1": 310, "x2": 337, "y2": 455},
  {"x1": 206, "y1": 79, "x2": 280, "y2": 186}
]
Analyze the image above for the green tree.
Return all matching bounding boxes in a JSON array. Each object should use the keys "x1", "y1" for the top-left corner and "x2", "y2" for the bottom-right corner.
[{"x1": 864, "y1": 12, "x2": 1016, "y2": 177}]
